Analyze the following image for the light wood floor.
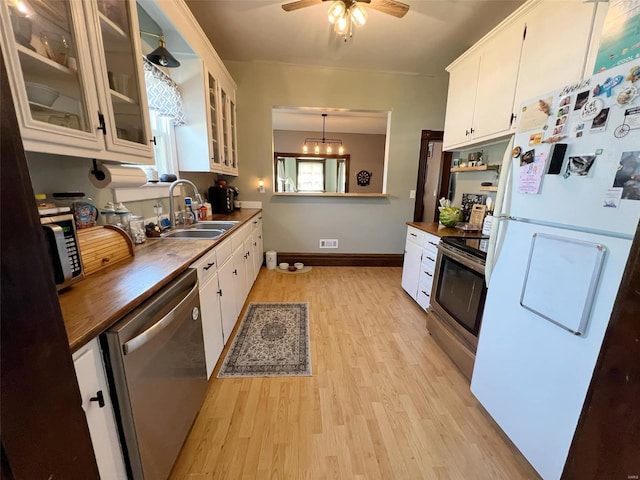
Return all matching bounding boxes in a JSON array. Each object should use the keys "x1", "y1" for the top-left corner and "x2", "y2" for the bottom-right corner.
[{"x1": 170, "y1": 267, "x2": 540, "y2": 479}]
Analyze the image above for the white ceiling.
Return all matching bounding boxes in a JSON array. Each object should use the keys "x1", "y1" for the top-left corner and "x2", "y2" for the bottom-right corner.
[{"x1": 183, "y1": 0, "x2": 525, "y2": 76}]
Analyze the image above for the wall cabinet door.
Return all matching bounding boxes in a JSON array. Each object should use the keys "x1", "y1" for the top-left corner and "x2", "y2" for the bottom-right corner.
[
  {"x1": 73, "y1": 338, "x2": 127, "y2": 480},
  {"x1": 472, "y1": 21, "x2": 523, "y2": 140},
  {"x1": 88, "y1": 0, "x2": 153, "y2": 162},
  {"x1": 514, "y1": 0, "x2": 597, "y2": 109},
  {"x1": 443, "y1": 54, "x2": 480, "y2": 148},
  {"x1": 0, "y1": 0, "x2": 153, "y2": 163},
  {"x1": 1, "y1": 0, "x2": 103, "y2": 153}
]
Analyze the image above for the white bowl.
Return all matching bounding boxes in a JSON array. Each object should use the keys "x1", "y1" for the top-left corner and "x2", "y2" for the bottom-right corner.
[
  {"x1": 279, "y1": 262, "x2": 289, "y2": 270},
  {"x1": 25, "y1": 82, "x2": 59, "y2": 107},
  {"x1": 294, "y1": 262, "x2": 304, "y2": 270}
]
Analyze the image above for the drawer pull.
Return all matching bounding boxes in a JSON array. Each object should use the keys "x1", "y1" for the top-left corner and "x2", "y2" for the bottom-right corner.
[
  {"x1": 424, "y1": 272, "x2": 433, "y2": 277},
  {"x1": 428, "y1": 241, "x2": 438, "y2": 246},
  {"x1": 426, "y1": 256, "x2": 435, "y2": 262},
  {"x1": 421, "y1": 291, "x2": 430, "y2": 297},
  {"x1": 410, "y1": 233, "x2": 417, "y2": 237},
  {"x1": 203, "y1": 262, "x2": 215, "y2": 271}
]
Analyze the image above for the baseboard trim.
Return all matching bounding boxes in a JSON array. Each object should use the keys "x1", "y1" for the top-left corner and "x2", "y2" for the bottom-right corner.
[{"x1": 272, "y1": 253, "x2": 403, "y2": 267}]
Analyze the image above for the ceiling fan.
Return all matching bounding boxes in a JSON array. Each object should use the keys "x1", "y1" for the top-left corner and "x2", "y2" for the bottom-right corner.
[
  {"x1": 282, "y1": 0, "x2": 410, "y2": 18},
  {"x1": 282, "y1": 0, "x2": 410, "y2": 39}
]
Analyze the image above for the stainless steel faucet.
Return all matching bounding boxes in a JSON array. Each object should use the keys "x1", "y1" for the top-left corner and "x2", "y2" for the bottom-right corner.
[{"x1": 168, "y1": 179, "x2": 204, "y2": 228}]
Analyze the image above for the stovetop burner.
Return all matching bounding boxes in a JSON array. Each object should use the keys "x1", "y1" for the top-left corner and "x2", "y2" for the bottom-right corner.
[{"x1": 441, "y1": 235, "x2": 489, "y2": 260}]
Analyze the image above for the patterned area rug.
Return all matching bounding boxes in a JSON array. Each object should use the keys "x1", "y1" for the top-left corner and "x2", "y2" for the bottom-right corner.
[{"x1": 217, "y1": 303, "x2": 311, "y2": 378}]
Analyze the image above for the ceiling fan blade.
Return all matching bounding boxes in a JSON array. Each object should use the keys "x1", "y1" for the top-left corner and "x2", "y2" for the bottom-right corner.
[
  {"x1": 366, "y1": 0, "x2": 410, "y2": 18},
  {"x1": 282, "y1": 0, "x2": 324, "y2": 12}
]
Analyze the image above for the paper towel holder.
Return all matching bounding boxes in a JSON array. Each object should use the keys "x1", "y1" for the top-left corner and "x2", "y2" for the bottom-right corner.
[{"x1": 90, "y1": 159, "x2": 106, "y2": 182}]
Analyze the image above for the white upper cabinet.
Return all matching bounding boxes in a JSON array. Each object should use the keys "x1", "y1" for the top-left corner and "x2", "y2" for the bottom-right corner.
[
  {"x1": 142, "y1": 0, "x2": 238, "y2": 176},
  {"x1": 0, "y1": 0, "x2": 154, "y2": 163},
  {"x1": 443, "y1": 53, "x2": 480, "y2": 147},
  {"x1": 471, "y1": 19, "x2": 523, "y2": 140},
  {"x1": 443, "y1": 0, "x2": 604, "y2": 151},
  {"x1": 513, "y1": 0, "x2": 601, "y2": 108}
]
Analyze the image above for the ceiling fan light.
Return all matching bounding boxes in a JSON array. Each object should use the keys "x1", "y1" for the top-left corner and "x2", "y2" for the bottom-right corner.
[
  {"x1": 327, "y1": 0, "x2": 346, "y2": 24},
  {"x1": 350, "y1": 3, "x2": 367, "y2": 26},
  {"x1": 334, "y1": 13, "x2": 350, "y2": 35}
]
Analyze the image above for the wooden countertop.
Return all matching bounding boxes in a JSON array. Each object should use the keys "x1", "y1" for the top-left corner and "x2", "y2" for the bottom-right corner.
[
  {"x1": 60, "y1": 209, "x2": 262, "y2": 352},
  {"x1": 406, "y1": 222, "x2": 486, "y2": 238}
]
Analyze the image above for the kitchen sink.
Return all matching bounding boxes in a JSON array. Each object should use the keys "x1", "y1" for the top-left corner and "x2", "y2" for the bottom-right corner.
[
  {"x1": 158, "y1": 221, "x2": 239, "y2": 239},
  {"x1": 161, "y1": 229, "x2": 225, "y2": 239},
  {"x1": 192, "y1": 221, "x2": 239, "y2": 230}
]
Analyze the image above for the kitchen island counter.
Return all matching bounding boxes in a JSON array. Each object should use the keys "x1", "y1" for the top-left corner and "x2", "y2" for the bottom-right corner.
[{"x1": 60, "y1": 209, "x2": 261, "y2": 352}]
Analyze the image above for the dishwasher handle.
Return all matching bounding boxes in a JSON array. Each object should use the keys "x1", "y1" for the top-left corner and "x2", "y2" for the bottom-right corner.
[{"x1": 123, "y1": 281, "x2": 200, "y2": 355}]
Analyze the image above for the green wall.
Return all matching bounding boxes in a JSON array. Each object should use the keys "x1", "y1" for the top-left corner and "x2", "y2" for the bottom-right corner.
[{"x1": 225, "y1": 61, "x2": 448, "y2": 254}]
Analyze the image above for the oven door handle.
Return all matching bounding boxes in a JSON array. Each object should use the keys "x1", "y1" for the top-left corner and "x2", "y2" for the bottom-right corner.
[
  {"x1": 437, "y1": 243, "x2": 485, "y2": 275},
  {"x1": 123, "y1": 282, "x2": 199, "y2": 355}
]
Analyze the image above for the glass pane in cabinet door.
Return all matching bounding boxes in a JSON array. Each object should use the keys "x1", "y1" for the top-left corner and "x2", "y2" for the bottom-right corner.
[
  {"x1": 97, "y1": 0, "x2": 145, "y2": 144},
  {"x1": 208, "y1": 74, "x2": 220, "y2": 165},
  {"x1": 221, "y1": 89, "x2": 229, "y2": 167},
  {"x1": 8, "y1": 0, "x2": 92, "y2": 132}
]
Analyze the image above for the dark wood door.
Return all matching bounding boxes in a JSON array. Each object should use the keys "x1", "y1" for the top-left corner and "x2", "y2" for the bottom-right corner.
[
  {"x1": 413, "y1": 130, "x2": 451, "y2": 223},
  {"x1": 0, "y1": 50, "x2": 100, "y2": 479}
]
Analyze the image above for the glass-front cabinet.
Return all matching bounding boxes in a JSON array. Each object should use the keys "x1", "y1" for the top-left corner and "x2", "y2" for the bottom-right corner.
[
  {"x1": 218, "y1": 86, "x2": 238, "y2": 175},
  {"x1": 0, "y1": 0, "x2": 153, "y2": 164},
  {"x1": 207, "y1": 72, "x2": 222, "y2": 171},
  {"x1": 90, "y1": 0, "x2": 152, "y2": 159}
]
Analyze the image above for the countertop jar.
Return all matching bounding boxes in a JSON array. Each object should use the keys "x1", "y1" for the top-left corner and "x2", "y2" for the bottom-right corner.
[{"x1": 129, "y1": 216, "x2": 146, "y2": 244}]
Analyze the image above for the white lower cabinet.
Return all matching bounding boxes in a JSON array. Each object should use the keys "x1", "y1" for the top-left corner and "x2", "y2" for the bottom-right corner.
[
  {"x1": 401, "y1": 226, "x2": 425, "y2": 300},
  {"x1": 232, "y1": 243, "x2": 249, "y2": 316},
  {"x1": 192, "y1": 248, "x2": 224, "y2": 378},
  {"x1": 73, "y1": 338, "x2": 127, "y2": 480},
  {"x1": 191, "y1": 214, "x2": 264, "y2": 373},
  {"x1": 401, "y1": 226, "x2": 440, "y2": 310},
  {"x1": 251, "y1": 216, "x2": 263, "y2": 281}
]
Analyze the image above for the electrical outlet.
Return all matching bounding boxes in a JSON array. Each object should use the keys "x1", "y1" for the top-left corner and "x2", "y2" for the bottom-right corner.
[
  {"x1": 319, "y1": 239, "x2": 339, "y2": 248},
  {"x1": 409, "y1": 190, "x2": 416, "y2": 199}
]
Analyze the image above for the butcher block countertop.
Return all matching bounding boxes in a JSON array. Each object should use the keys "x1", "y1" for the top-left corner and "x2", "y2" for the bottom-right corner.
[
  {"x1": 60, "y1": 209, "x2": 261, "y2": 353},
  {"x1": 406, "y1": 222, "x2": 486, "y2": 238}
]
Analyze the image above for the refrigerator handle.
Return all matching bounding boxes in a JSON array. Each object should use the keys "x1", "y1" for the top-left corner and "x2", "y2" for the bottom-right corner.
[{"x1": 485, "y1": 135, "x2": 514, "y2": 286}]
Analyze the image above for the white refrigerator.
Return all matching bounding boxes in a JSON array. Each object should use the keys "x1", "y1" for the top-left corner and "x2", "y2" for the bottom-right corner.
[{"x1": 471, "y1": 62, "x2": 640, "y2": 479}]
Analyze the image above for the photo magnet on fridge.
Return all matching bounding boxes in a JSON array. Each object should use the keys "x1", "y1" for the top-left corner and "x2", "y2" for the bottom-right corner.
[
  {"x1": 565, "y1": 155, "x2": 596, "y2": 177},
  {"x1": 547, "y1": 143, "x2": 568, "y2": 175}
]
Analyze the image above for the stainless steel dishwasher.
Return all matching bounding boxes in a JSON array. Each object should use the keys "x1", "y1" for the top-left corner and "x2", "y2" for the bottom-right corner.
[{"x1": 101, "y1": 269, "x2": 207, "y2": 480}]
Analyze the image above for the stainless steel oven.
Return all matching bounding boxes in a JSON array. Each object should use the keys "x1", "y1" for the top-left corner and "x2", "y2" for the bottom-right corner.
[{"x1": 428, "y1": 236, "x2": 488, "y2": 380}]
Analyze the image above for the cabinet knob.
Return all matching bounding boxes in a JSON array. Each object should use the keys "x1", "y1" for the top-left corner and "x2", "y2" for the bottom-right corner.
[
  {"x1": 89, "y1": 390, "x2": 105, "y2": 408},
  {"x1": 217, "y1": 288, "x2": 222, "y2": 296},
  {"x1": 470, "y1": 127, "x2": 475, "y2": 134},
  {"x1": 233, "y1": 269, "x2": 238, "y2": 275},
  {"x1": 150, "y1": 136, "x2": 157, "y2": 146}
]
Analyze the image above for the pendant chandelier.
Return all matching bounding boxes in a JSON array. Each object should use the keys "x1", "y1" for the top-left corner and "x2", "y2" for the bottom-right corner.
[
  {"x1": 327, "y1": 0, "x2": 368, "y2": 40},
  {"x1": 302, "y1": 113, "x2": 345, "y2": 155}
]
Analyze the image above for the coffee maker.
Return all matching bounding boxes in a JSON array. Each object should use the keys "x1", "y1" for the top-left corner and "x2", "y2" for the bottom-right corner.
[{"x1": 208, "y1": 185, "x2": 234, "y2": 213}]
